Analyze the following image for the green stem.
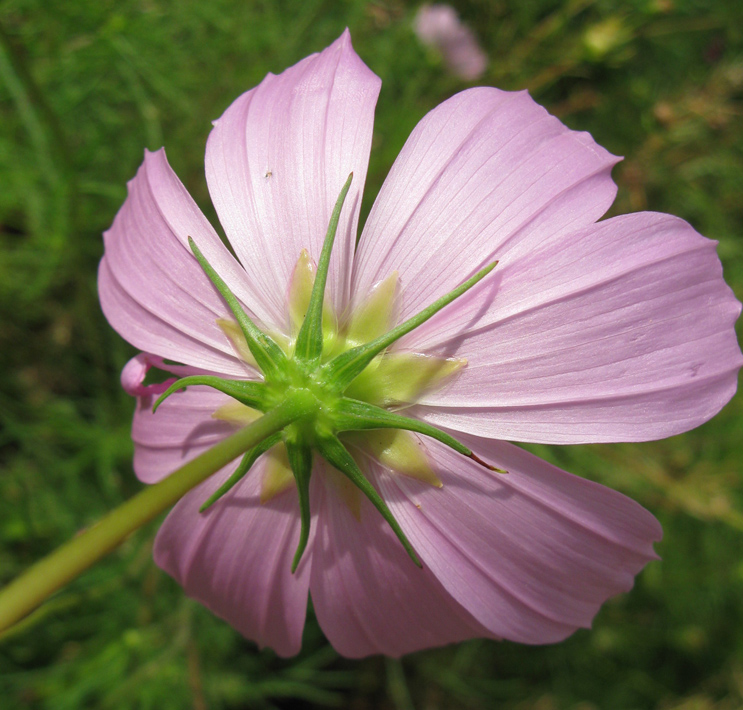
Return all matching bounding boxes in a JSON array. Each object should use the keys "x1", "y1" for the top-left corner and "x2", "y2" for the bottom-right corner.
[{"x1": 0, "y1": 396, "x2": 315, "y2": 635}]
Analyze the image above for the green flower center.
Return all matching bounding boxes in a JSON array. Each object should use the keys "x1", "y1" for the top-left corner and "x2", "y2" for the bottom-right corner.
[{"x1": 154, "y1": 174, "x2": 500, "y2": 571}]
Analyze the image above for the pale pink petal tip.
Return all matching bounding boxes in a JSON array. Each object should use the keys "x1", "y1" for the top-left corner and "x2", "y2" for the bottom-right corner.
[
  {"x1": 204, "y1": 29, "x2": 381, "y2": 323},
  {"x1": 415, "y1": 4, "x2": 488, "y2": 80},
  {"x1": 413, "y1": 212, "x2": 743, "y2": 444},
  {"x1": 153, "y1": 466, "x2": 311, "y2": 657},
  {"x1": 380, "y1": 438, "x2": 663, "y2": 646},
  {"x1": 309, "y1": 468, "x2": 497, "y2": 658},
  {"x1": 98, "y1": 148, "x2": 255, "y2": 377},
  {"x1": 353, "y1": 87, "x2": 619, "y2": 320}
]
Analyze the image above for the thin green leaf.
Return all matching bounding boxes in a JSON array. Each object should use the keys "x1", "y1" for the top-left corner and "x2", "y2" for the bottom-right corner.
[
  {"x1": 286, "y1": 439, "x2": 313, "y2": 573},
  {"x1": 316, "y1": 433, "x2": 422, "y2": 568},
  {"x1": 333, "y1": 397, "x2": 505, "y2": 472},
  {"x1": 189, "y1": 237, "x2": 287, "y2": 377},
  {"x1": 324, "y1": 261, "x2": 498, "y2": 392},
  {"x1": 199, "y1": 433, "x2": 282, "y2": 511},
  {"x1": 152, "y1": 376, "x2": 267, "y2": 413},
  {"x1": 293, "y1": 173, "x2": 353, "y2": 363}
]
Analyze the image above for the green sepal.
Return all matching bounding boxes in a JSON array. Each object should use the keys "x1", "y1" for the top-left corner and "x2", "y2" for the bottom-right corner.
[
  {"x1": 199, "y1": 433, "x2": 282, "y2": 512},
  {"x1": 333, "y1": 398, "x2": 505, "y2": 473},
  {"x1": 153, "y1": 376, "x2": 268, "y2": 413},
  {"x1": 334, "y1": 397, "x2": 469, "y2": 456},
  {"x1": 324, "y1": 261, "x2": 498, "y2": 393},
  {"x1": 293, "y1": 173, "x2": 353, "y2": 364},
  {"x1": 189, "y1": 237, "x2": 287, "y2": 378},
  {"x1": 315, "y1": 433, "x2": 422, "y2": 568},
  {"x1": 285, "y1": 438, "x2": 313, "y2": 573}
]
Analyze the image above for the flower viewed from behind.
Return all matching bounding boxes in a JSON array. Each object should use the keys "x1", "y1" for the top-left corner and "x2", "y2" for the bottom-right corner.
[{"x1": 99, "y1": 31, "x2": 742, "y2": 658}]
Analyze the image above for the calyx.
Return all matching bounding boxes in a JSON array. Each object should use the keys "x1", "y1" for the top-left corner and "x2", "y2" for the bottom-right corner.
[{"x1": 154, "y1": 174, "x2": 502, "y2": 571}]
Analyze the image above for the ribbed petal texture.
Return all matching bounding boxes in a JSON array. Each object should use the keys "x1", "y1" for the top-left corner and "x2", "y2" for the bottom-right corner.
[
  {"x1": 205, "y1": 29, "x2": 380, "y2": 325},
  {"x1": 154, "y1": 457, "x2": 311, "y2": 658},
  {"x1": 410, "y1": 213, "x2": 742, "y2": 443}
]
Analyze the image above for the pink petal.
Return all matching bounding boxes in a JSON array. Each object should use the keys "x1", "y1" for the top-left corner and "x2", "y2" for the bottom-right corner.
[
  {"x1": 375, "y1": 435, "x2": 662, "y2": 644},
  {"x1": 132, "y1": 386, "x2": 235, "y2": 484},
  {"x1": 154, "y1": 456, "x2": 310, "y2": 658},
  {"x1": 351, "y1": 87, "x2": 619, "y2": 320},
  {"x1": 99, "y1": 148, "x2": 261, "y2": 376},
  {"x1": 309, "y1": 465, "x2": 496, "y2": 658},
  {"x1": 205, "y1": 30, "x2": 380, "y2": 324},
  {"x1": 410, "y1": 212, "x2": 742, "y2": 443}
]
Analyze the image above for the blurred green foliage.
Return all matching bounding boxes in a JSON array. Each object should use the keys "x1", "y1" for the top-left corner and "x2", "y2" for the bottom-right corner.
[{"x1": 1, "y1": 0, "x2": 742, "y2": 707}]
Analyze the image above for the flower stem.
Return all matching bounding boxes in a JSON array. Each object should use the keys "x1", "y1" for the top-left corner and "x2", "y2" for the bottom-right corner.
[{"x1": 0, "y1": 396, "x2": 315, "y2": 635}]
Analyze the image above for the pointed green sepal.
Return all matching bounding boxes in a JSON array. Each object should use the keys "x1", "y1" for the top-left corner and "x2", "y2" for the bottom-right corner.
[
  {"x1": 324, "y1": 261, "x2": 498, "y2": 393},
  {"x1": 285, "y1": 438, "x2": 313, "y2": 573},
  {"x1": 153, "y1": 375, "x2": 268, "y2": 413},
  {"x1": 333, "y1": 398, "x2": 506, "y2": 473},
  {"x1": 334, "y1": 398, "x2": 468, "y2": 456},
  {"x1": 315, "y1": 433, "x2": 422, "y2": 568},
  {"x1": 189, "y1": 237, "x2": 287, "y2": 377},
  {"x1": 199, "y1": 433, "x2": 282, "y2": 512},
  {"x1": 293, "y1": 173, "x2": 353, "y2": 364}
]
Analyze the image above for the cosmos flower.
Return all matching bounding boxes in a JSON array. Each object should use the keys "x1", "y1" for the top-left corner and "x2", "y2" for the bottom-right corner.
[
  {"x1": 414, "y1": 3, "x2": 488, "y2": 80},
  {"x1": 98, "y1": 31, "x2": 742, "y2": 658}
]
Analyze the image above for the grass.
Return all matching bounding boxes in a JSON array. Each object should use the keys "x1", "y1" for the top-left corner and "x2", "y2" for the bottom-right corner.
[{"x1": 1, "y1": 0, "x2": 742, "y2": 707}]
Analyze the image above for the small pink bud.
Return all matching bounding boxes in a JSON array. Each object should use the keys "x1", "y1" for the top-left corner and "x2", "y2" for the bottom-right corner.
[{"x1": 414, "y1": 4, "x2": 488, "y2": 80}]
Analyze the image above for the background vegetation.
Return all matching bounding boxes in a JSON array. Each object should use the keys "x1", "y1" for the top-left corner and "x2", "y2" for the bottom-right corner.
[{"x1": 1, "y1": 0, "x2": 742, "y2": 707}]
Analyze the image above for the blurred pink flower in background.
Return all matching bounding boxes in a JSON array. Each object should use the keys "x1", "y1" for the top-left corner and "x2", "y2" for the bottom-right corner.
[
  {"x1": 99, "y1": 32, "x2": 741, "y2": 658},
  {"x1": 414, "y1": 3, "x2": 488, "y2": 80}
]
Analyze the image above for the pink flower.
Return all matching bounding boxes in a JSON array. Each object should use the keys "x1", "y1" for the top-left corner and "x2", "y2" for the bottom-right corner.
[
  {"x1": 99, "y1": 31, "x2": 742, "y2": 658},
  {"x1": 414, "y1": 4, "x2": 487, "y2": 80}
]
